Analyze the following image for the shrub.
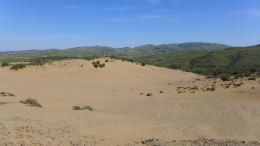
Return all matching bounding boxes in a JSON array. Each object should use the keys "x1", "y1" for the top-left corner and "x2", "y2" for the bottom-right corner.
[
  {"x1": 72, "y1": 105, "x2": 82, "y2": 110},
  {"x1": 141, "y1": 62, "x2": 146, "y2": 66},
  {"x1": 140, "y1": 93, "x2": 143, "y2": 95},
  {"x1": 82, "y1": 105, "x2": 93, "y2": 111},
  {"x1": 10, "y1": 64, "x2": 26, "y2": 70},
  {"x1": 160, "y1": 91, "x2": 163, "y2": 93},
  {"x1": 146, "y1": 93, "x2": 152, "y2": 96},
  {"x1": 20, "y1": 98, "x2": 42, "y2": 108},
  {"x1": 0, "y1": 102, "x2": 9, "y2": 105},
  {"x1": 1, "y1": 62, "x2": 9, "y2": 67},
  {"x1": 248, "y1": 77, "x2": 256, "y2": 81},
  {"x1": 99, "y1": 63, "x2": 105, "y2": 68},
  {"x1": 0, "y1": 92, "x2": 15, "y2": 96},
  {"x1": 105, "y1": 59, "x2": 109, "y2": 62},
  {"x1": 92, "y1": 61, "x2": 105, "y2": 68},
  {"x1": 72, "y1": 105, "x2": 93, "y2": 111},
  {"x1": 221, "y1": 75, "x2": 231, "y2": 81},
  {"x1": 207, "y1": 87, "x2": 215, "y2": 91}
]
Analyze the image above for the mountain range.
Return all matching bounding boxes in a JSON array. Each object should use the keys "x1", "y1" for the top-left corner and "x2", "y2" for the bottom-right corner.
[{"x1": 0, "y1": 42, "x2": 229, "y2": 62}]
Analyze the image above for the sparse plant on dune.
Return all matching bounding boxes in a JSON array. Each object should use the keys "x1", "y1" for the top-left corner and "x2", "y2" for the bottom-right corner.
[
  {"x1": 92, "y1": 61, "x2": 105, "y2": 68},
  {"x1": 1, "y1": 92, "x2": 15, "y2": 97},
  {"x1": 221, "y1": 75, "x2": 231, "y2": 81},
  {"x1": 1, "y1": 62, "x2": 9, "y2": 67},
  {"x1": 82, "y1": 105, "x2": 93, "y2": 111},
  {"x1": 248, "y1": 77, "x2": 256, "y2": 81},
  {"x1": 72, "y1": 105, "x2": 82, "y2": 110},
  {"x1": 10, "y1": 64, "x2": 26, "y2": 70},
  {"x1": 99, "y1": 63, "x2": 105, "y2": 68},
  {"x1": 0, "y1": 102, "x2": 9, "y2": 105},
  {"x1": 160, "y1": 91, "x2": 163, "y2": 93},
  {"x1": 72, "y1": 105, "x2": 94, "y2": 111},
  {"x1": 20, "y1": 98, "x2": 42, "y2": 108},
  {"x1": 207, "y1": 87, "x2": 215, "y2": 91},
  {"x1": 146, "y1": 93, "x2": 152, "y2": 96}
]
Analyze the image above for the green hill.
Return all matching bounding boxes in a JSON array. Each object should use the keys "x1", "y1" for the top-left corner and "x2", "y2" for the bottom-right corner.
[
  {"x1": 0, "y1": 42, "x2": 228, "y2": 62},
  {"x1": 135, "y1": 45, "x2": 260, "y2": 77}
]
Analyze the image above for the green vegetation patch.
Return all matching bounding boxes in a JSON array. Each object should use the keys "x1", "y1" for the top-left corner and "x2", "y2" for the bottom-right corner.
[
  {"x1": 10, "y1": 64, "x2": 26, "y2": 70},
  {"x1": 20, "y1": 98, "x2": 42, "y2": 108},
  {"x1": 1, "y1": 62, "x2": 9, "y2": 67},
  {"x1": 146, "y1": 93, "x2": 152, "y2": 96},
  {"x1": 1, "y1": 92, "x2": 15, "y2": 97},
  {"x1": 72, "y1": 105, "x2": 93, "y2": 111}
]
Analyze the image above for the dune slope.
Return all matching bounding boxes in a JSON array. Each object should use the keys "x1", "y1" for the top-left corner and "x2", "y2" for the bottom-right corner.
[{"x1": 0, "y1": 58, "x2": 260, "y2": 145}]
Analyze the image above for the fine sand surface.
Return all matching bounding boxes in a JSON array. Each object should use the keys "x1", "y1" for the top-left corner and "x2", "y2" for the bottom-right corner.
[{"x1": 0, "y1": 58, "x2": 260, "y2": 146}]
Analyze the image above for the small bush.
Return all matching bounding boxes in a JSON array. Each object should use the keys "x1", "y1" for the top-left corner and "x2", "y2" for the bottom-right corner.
[
  {"x1": 72, "y1": 105, "x2": 93, "y2": 111},
  {"x1": 221, "y1": 75, "x2": 231, "y2": 81},
  {"x1": 99, "y1": 63, "x2": 105, "y2": 68},
  {"x1": 207, "y1": 87, "x2": 215, "y2": 91},
  {"x1": 0, "y1": 102, "x2": 9, "y2": 105},
  {"x1": 140, "y1": 93, "x2": 143, "y2": 95},
  {"x1": 93, "y1": 64, "x2": 98, "y2": 68},
  {"x1": 92, "y1": 61, "x2": 105, "y2": 68},
  {"x1": 20, "y1": 98, "x2": 42, "y2": 108},
  {"x1": 1, "y1": 62, "x2": 9, "y2": 67},
  {"x1": 82, "y1": 105, "x2": 93, "y2": 111},
  {"x1": 248, "y1": 77, "x2": 256, "y2": 81},
  {"x1": 105, "y1": 59, "x2": 109, "y2": 62},
  {"x1": 0, "y1": 92, "x2": 15, "y2": 96},
  {"x1": 160, "y1": 91, "x2": 163, "y2": 93},
  {"x1": 10, "y1": 64, "x2": 26, "y2": 70},
  {"x1": 141, "y1": 62, "x2": 146, "y2": 66},
  {"x1": 146, "y1": 93, "x2": 152, "y2": 96},
  {"x1": 72, "y1": 105, "x2": 82, "y2": 110}
]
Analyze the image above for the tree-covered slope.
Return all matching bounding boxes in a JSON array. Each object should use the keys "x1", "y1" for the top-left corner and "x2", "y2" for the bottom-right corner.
[
  {"x1": 0, "y1": 42, "x2": 229, "y2": 62},
  {"x1": 135, "y1": 45, "x2": 260, "y2": 76}
]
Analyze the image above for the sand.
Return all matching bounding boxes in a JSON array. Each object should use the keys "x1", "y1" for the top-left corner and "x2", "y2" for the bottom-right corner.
[{"x1": 0, "y1": 58, "x2": 260, "y2": 146}]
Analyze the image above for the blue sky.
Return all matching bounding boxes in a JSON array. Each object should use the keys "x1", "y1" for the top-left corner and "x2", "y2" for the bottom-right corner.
[{"x1": 0, "y1": 0, "x2": 260, "y2": 51}]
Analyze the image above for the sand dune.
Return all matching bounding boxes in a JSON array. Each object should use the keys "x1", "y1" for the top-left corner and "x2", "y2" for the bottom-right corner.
[{"x1": 1, "y1": 58, "x2": 260, "y2": 145}]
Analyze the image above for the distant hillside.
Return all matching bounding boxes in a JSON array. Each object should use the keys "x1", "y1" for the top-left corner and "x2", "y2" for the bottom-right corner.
[
  {"x1": 0, "y1": 42, "x2": 229, "y2": 62},
  {"x1": 135, "y1": 45, "x2": 260, "y2": 76}
]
